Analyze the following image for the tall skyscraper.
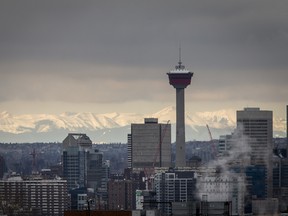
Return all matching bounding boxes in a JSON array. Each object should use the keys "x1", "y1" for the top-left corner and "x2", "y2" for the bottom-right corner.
[
  {"x1": 237, "y1": 107, "x2": 273, "y2": 198},
  {"x1": 62, "y1": 133, "x2": 107, "y2": 192},
  {"x1": 62, "y1": 133, "x2": 110, "y2": 210},
  {"x1": 62, "y1": 133, "x2": 92, "y2": 190},
  {"x1": 128, "y1": 118, "x2": 171, "y2": 170},
  {"x1": 167, "y1": 53, "x2": 193, "y2": 167}
]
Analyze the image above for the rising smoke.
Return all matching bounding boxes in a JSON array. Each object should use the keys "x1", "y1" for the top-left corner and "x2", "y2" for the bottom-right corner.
[{"x1": 196, "y1": 125, "x2": 252, "y2": 214}]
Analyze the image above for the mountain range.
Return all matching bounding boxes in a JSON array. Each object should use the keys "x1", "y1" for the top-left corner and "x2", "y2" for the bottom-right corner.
[{"x1": 0, "y1": 106, "x2": 286, "y2": 143}]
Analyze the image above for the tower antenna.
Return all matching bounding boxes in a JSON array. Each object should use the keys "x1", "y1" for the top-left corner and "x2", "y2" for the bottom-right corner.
[
  {"x1": 179, "y1": 43, "x2": 182, "y2": 65},
  {"x1": 176, "y1": 43, "x2": 185, "y2": 70}
]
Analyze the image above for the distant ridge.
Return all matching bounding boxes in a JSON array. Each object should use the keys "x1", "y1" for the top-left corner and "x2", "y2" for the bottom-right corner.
[{"x1": 0, "y1": 107, "x2": 285, "y2": 143}]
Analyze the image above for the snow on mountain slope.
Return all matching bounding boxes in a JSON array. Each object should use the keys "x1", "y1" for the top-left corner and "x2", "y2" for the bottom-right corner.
[
  {"x1": 192, "y1": 109, "x2": 236, "y2": 128},
  {"x1": 0, "y1": 107, "x2": 285, "y2": 143},
  {"x1": 151, "y1": 106, "x2": 236, "y2": 131},
  {"x1": 0, "y1": 110, "x2": 146, "y2": 134}
]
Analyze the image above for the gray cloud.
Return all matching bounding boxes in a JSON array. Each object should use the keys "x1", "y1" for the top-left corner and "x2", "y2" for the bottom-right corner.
[{"x1": 0, "y1": 0, "x2": 287, "y2": 110}]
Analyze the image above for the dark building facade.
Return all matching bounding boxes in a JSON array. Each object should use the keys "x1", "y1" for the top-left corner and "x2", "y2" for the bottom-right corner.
[
  {"x1": 128, "y1": 118, "x2": 171, "y2": 170},
  {"x1": 154, "y1": 169, "x2": 197, "y2": 216},
  {"x1": 237, "y1": 108, "x2": 273, "y2": 198},
  {"x1": 0, "y1": 155, "x2": 7, "y2": 179},
  {"x1": 62, "y1": 133, "x2": 109, "y2": 210},
  {"x1": 108, "y1": 179, "x2": 137, "y2": 210},
  {"x1": 273, "y1": 157, "x2": 288, "y2": 211}
]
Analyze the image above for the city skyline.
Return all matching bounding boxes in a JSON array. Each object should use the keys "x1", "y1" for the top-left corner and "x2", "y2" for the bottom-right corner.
[{"x1": 0, "y1": 1, "x2": 288, "y2": 120}]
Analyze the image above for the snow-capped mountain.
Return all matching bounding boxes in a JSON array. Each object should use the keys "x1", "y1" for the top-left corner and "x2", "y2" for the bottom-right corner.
[
  {"x1": 0, "y1": 107, "x2": 285, "y2": 143},
  {"x1": 0, "y1": 111, "x2": 144, "y2": 134}
]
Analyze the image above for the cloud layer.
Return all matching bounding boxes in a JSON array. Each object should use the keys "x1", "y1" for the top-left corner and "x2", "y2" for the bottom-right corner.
[{"x1": 0, "y1": 0, "x2": 287, "y2": 115}]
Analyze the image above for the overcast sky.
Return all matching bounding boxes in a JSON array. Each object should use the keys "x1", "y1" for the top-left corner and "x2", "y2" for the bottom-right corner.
[{"x1": 0, "y1": 0, "x2": 287, "y2": 118}]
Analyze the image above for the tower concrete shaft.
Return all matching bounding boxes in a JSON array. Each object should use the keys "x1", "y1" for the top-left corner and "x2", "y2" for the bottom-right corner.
[
  {"x1": 176, "y1": 88, "x2": 186, "y2": 167},
  {"x1": 167, "y1": 59, "x2": 193, "y2": 167}
]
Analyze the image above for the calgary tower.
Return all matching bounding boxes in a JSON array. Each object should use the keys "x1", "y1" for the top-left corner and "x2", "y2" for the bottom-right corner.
[{"x1": 167, "y1": 49, "x2": 193, "y2": 167}]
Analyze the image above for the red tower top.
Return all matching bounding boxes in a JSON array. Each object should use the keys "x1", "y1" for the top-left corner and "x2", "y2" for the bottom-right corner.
[{"x1": 167, "y1": 56, "x2": 193, "y2": 89}]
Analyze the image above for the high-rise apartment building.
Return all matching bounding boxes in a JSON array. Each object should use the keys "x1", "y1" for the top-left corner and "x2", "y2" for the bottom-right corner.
[
  {"x1": 237, "y1": 107, "x2": 273, "y2": 198},
  {"x1": 128, "y1": 118, "x2": 171, "y2": 169},
  {"x1": 0, "y1": 177, "x2": 68, "y2": 216},
  {"x1": 154, "y1": 169, "x2": 196, "y2": 216}
]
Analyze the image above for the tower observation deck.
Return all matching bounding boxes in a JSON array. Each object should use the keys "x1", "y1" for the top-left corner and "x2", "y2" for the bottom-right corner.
[{"x1": 167, "y1": 56, "x2": 193, "y2": 167}]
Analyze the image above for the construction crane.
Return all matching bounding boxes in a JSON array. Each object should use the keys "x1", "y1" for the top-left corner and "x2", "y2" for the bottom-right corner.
[{"x1": 206, "y1": 124, "x2": 218, "y2": 159}]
